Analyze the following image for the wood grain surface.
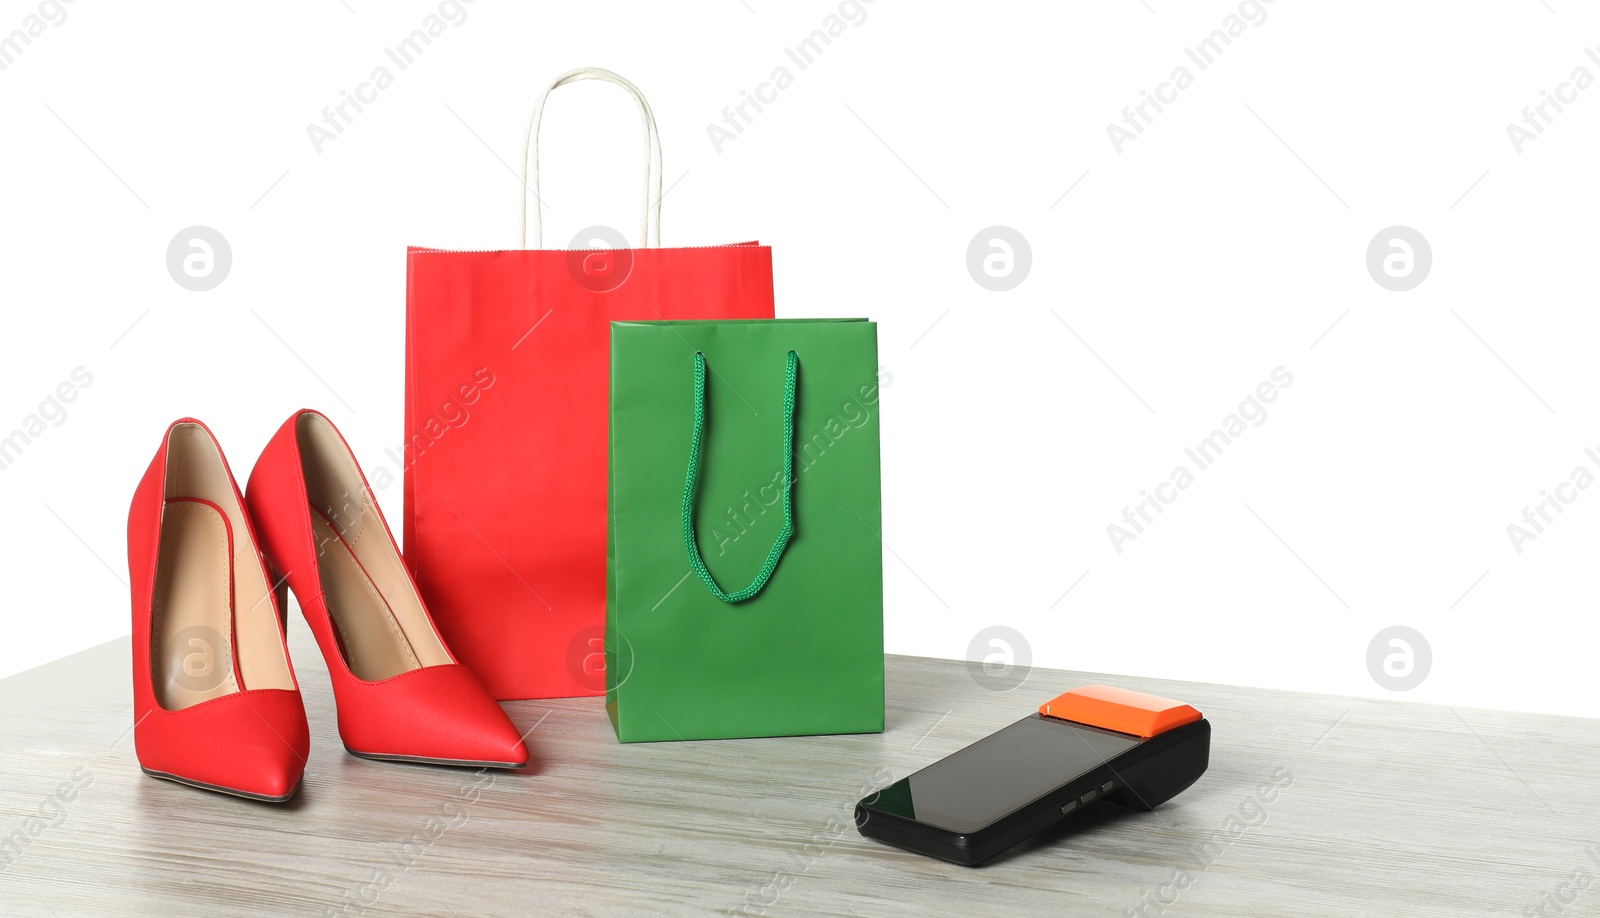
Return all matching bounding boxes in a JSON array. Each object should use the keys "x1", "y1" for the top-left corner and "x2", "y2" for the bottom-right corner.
[{"x1": 1, "y1": 626, "x2": 1596, "y2": 917}]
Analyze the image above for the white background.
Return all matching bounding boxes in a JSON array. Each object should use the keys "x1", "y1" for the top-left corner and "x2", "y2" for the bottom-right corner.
[{"x1": 3, "y1": 0, "x2": 1597, "y2": 717}]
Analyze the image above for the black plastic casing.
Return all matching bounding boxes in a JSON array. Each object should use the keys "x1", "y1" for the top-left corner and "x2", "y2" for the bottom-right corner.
[{"x1": 855, "y1": 715, "x2": 1211, "y2": 866}]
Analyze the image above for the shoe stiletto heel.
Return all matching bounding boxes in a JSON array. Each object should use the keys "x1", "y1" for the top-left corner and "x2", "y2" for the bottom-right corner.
[
  {"x1": 245, "y1": 409, "x2": 528, "y2": 768},
  {"x1": 127, "y1": 419, "x2": 310, "y2": 802}
]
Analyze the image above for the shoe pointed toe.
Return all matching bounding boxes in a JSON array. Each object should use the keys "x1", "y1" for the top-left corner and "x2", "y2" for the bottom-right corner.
[
  {"x1": 136, "y1": 689, "x2": 309, "y2": 801},
  {"x1": 339, "y1": 665, "x2": 526, "y2": 767}
]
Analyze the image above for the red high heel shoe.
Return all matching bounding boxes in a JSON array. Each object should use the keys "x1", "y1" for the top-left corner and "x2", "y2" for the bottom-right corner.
[
  {"x1": 245, "y1": 409, "x2": 527, "y2": 768},
  {"x1": 128, "y1": 419, "x2": 309, "y2": 802}
]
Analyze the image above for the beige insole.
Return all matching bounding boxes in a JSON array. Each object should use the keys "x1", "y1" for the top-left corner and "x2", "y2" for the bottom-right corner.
[
  {"x1": 298, "y1": 412, "x2": 452, "y2": 682},
  {"x1": 152, "y1": 499, "x2": 240, "y2": 710},
  {"x1": 312, "y1": 510, "x2": 450, "y2": 681},
  {"x1": 153, "y1": 423, "x2": 296, "y2": 710}
]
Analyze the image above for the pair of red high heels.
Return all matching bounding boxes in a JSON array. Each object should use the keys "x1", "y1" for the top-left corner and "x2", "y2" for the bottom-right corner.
[{"x1": 129, "y1": 410, "x2": 527, "y2": 802}]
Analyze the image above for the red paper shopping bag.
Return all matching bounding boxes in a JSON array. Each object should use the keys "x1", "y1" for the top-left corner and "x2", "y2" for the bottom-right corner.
[{"x1": 404, "y1": 69, "x2": 774, "y2": 699}]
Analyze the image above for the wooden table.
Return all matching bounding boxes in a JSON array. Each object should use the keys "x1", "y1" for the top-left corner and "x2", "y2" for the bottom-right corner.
[{"x1": 2, "y1": 629, "x2": 1596, "y2": 917}]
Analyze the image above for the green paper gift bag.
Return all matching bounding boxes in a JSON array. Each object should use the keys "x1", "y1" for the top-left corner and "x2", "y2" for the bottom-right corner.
[{"x1": 606, "y1": 319, "x2": 885, "y2": 742}]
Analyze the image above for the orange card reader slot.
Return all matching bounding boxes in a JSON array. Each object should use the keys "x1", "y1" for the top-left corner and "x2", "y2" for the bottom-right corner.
[{"x1": 1039, "y1": 685, "x2": 1202, "y2": 738}]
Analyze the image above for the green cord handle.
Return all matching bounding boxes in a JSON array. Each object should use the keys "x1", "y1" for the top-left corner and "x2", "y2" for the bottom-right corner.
[{"x1": 681, "y1": 350, "x2": 797, "y2": 603}]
